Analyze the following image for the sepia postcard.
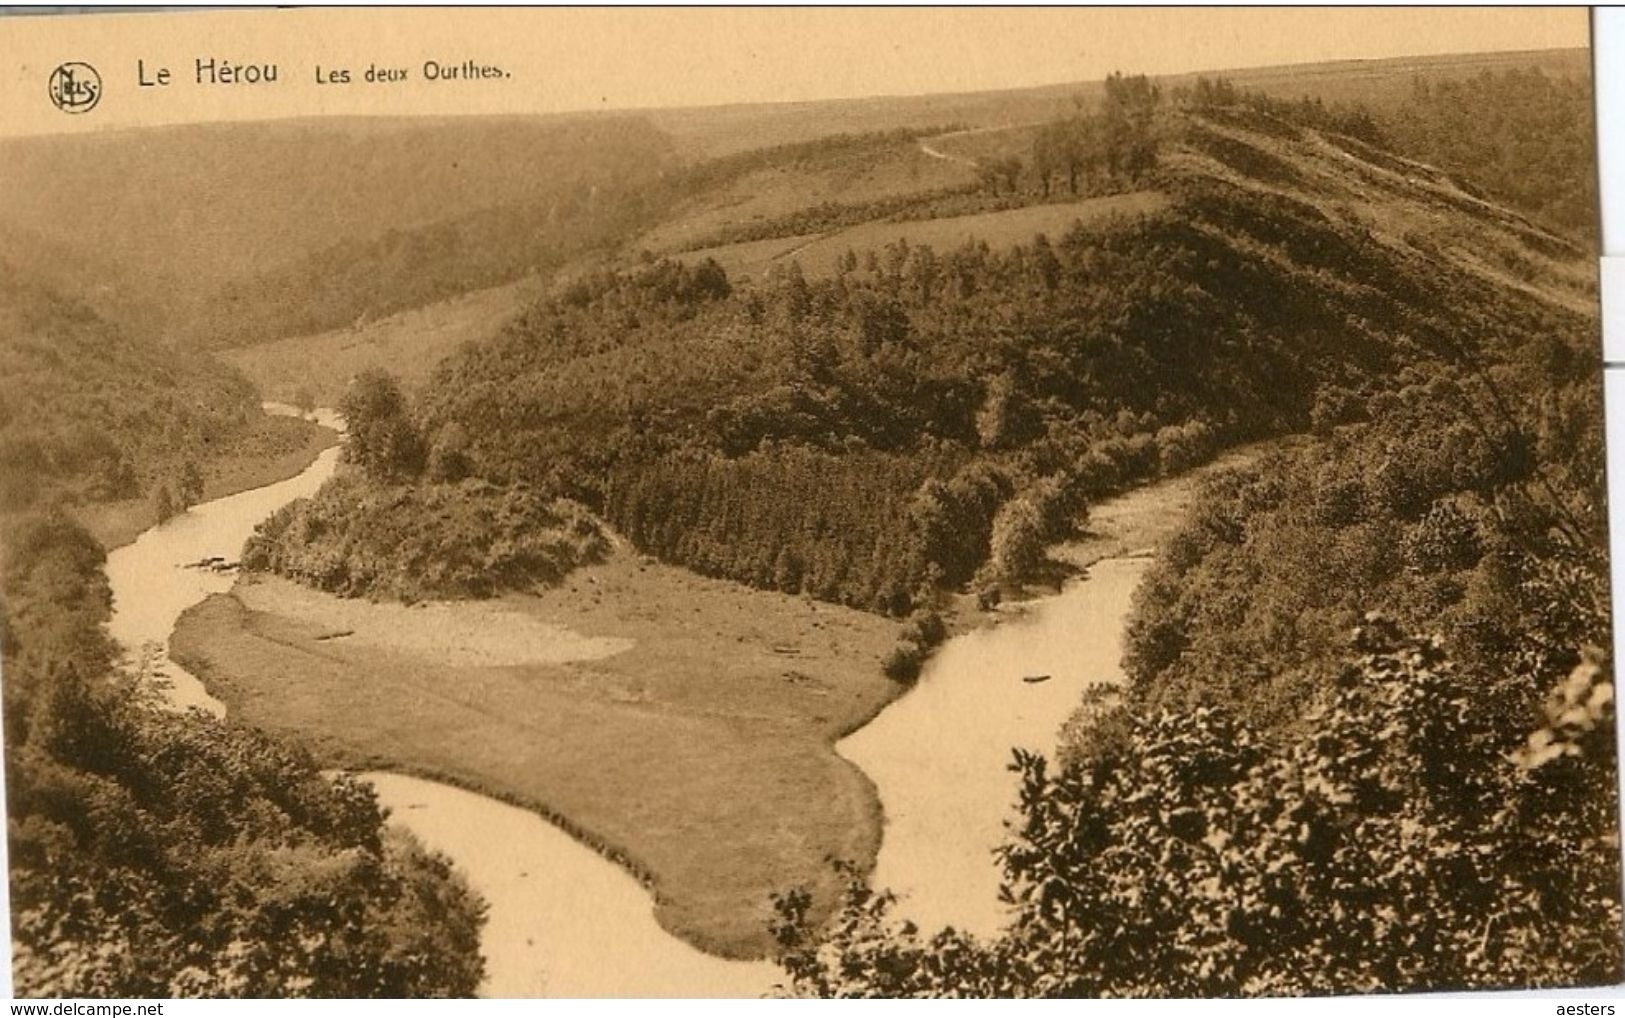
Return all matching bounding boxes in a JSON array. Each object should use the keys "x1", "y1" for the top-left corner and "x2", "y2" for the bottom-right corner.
[{"x1": 0, "y1": 4, "x2": 1617, "y2": 1002}]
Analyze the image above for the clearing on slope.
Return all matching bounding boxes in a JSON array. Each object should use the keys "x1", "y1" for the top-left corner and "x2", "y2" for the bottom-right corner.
[{"x1": 673, "y1": 190, "x2": 1169, "y2": 282}]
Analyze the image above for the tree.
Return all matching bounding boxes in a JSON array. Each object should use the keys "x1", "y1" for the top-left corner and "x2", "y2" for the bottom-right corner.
[
  {"x1": 1032, "y1": 115, "x2": 1101, "y2": 196},
  {"x1": 177, "y1": 458, "x2": 205, "y2": 509},
  {"x1": 427, "y1": 422, "x2": 474, "y2": 483},
  {"x1": 339, "y1": 369, "x2": 425, "y2": 480},
  {"x1": 1102, "y1": 71, "x2": 1161, "y2": 178},
  {"x1": 988, "y1": 497, "x2": 1044, "y2": 584},
  {"x1": 976, "y1": 368, "x2": 1042, "y2": 451},
  {"x1": 153, "y1": 483, "x2": 177, "y2": 524}
]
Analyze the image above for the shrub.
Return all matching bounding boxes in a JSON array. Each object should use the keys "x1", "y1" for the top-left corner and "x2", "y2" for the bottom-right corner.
[{"x1": 882, "y1": 642, "x2": 924, "y2": 684}]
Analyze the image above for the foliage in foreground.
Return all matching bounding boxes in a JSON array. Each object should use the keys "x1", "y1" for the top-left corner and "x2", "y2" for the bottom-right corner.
[
  {"x1": 772, "y1": 620, "x2": 1621, "y2": 997},
  {"x1": 2, "y1": 511, "x2": 488, "y2": 996}
]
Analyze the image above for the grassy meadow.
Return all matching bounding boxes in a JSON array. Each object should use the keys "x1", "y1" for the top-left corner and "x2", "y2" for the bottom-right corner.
[
  {"x1": 225, "y1": 278, "x2": 546, "y2": 408},
  {"x1": 674, "y1": 190, "x2": 1168, "y2": 281},
  {"x1": 171, "y1": 547, "x2": 903, "y2": 958}
]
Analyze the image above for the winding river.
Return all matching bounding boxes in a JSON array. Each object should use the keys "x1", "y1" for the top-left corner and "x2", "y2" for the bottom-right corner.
[
  {"x1": 105, "y1": 403, "x2": 1156, "y2": 995},
  {"x1": 838, "y1": 557, "x2": 1150, "y2": 940},
  {"x1": 106, "y1": 407, "x2": 344, "y2": 717}
]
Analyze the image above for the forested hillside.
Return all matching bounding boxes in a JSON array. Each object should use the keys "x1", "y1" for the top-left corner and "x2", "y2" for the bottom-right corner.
[
  {"x1": 1, "y1": 511, "x2": 488, "y2": 995},
  {"x1": 0, "y1": 116, "x2": 680, "y2": 348},
  {"x1": 771, "y1": 288, "x2": 1615, "y2": 996},
  {"x1": 266, "y1": 83, "x2": 1592, "y2": 630},
  {"x1": 0, "y1": 257, "x2": 489, "y2": 996},
  {"x1": 761, "y1": 89, "x2": 1616, "y2": 997},
  {"x1": 0, "y1": 261, "x2": 338, "y2": 546}
]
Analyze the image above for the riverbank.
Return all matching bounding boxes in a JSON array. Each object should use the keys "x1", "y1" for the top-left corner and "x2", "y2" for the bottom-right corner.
[
  {"x1": 76, "y1": 412, "x2": 336, "y2": 552},
  {"x1": 171, "y1": 548, "x2": 902, "y2": 960},
  {"x1": 1055, "y1": 440, "x2": 1286, "y2": 572},
  {"x1": 838, "y1": 441, "x2": 1271, "y2": 938},
  {"x1": 166, "y1": 440, "x2": 1270, "y2": 963}
]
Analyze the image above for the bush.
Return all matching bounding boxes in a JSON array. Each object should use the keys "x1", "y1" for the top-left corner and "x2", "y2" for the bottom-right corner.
[
  {"x1": 902, "y1": 609, "x2": 947, "y2": 649},
  {"x1": 340, "y1": 369, "x2": 426, "y2": 480},
  {"x1": 882, "y1": 642, "x2": 925, "y2": 684}
]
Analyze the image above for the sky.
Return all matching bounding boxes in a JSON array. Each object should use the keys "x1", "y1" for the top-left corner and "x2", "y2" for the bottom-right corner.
[{"x1": 0, "y1": 6, "x2": 1592, "y2": 139}]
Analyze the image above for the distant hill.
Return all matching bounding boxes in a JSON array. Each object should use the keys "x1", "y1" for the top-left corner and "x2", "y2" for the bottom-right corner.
[
  {"x1": 641, "y1": 47, "x2": 1590, "y2": 157},
  {"x1": 0, "y1": 114, "x2": 678, "y2": 347},
  {"x1": 2, "y1": 46, "x2": 1592, "y2": 378}
]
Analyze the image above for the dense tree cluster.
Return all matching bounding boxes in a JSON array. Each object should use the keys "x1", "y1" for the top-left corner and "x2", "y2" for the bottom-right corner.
[
  {"x1": 1, "y1": 511, "x2": 488, "y2": 996},
  {"x1": 1385, "y1": 68, "x2": 1597, "y2": 239},
  {"x1": 244, "y1": 474, "x2": 609, "y2": 602},
  {"x1": 241, "y1": 367, "x2": 612, "y2": 602},
  {"x1": 1124, "y1": 350, "x2": 1605, "y2": 733},
  {"x1": 607, "y1": 444, "x2": 942, "y2": 615},
  {"x1": 402, "y1": 130, "x2": 1571, "y2": 614},
  {"x1": 761, "y1": 74, "x2": 1614, "y2": 996},
  {"x1": 1031, "y1": 72, "x2": 1165, "y2": 197}
]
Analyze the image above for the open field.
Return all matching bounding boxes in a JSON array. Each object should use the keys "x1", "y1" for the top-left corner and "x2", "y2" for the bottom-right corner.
[
  {"x1": 675, "y1": 190, "x2": 1168, "y2": 281},
  {"x1": 74, "y1": 413, "x2": 336, "y2": 552},
  {"x1": 660, "y1": 233, "x2": 823, "y2": 282},
  {"x1": 224, "y1": 277, "x2": 542, "y2": 407},
  {"x1": 634, "y1": 137, "x2": 977, "y2": 255},
  {"x1": 170, "y1": 548, "x2": 902, "y2": 959}
]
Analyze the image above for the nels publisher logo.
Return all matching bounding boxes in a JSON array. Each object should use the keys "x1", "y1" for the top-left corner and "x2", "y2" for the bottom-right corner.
[{"x1": 48, "y1": 62, "x2": 102, "y2": 114}]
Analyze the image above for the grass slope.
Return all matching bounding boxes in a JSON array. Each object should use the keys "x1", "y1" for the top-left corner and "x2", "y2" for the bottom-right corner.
[
  {"x1": 225, "y1": 278, "x2": 543, "y2": 408},
  {"x1": 633, "y1": 134, "x2": 977, "y2": 255},
  {"x1": 673, "y1": 190, "x2": 1168, "y2": 281}
]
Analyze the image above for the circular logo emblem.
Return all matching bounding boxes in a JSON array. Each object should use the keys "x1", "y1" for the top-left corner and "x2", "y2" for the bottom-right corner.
[{"x1": 48, "y1": 62, "x2": 102, "y2": 114}]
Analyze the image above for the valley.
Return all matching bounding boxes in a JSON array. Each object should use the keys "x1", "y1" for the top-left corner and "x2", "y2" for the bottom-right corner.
[{"x1": 1, "y1": 30, "x2": 1613, "y2": 1000}]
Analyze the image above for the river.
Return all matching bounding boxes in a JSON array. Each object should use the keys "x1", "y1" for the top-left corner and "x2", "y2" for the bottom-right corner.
[
  {"x1": 105, "y1": 407, "x2": 344, "y2": 716},
  {"x1": 838, "y1": 556, "x2": 1150, "y2": 940},
  {"x1": 103, "y1": 405, "x2": 779, "y2": 997},
  {"x1": 105, "y1": 402, "x2": 1158, "y2": 995}
]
